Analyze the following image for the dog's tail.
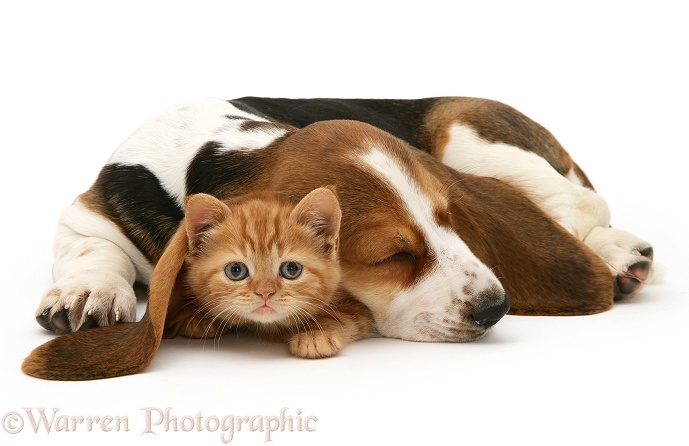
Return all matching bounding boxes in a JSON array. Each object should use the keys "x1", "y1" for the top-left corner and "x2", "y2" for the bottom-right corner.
[{"x1": 21, "y1": 226, "x2": 188, "y2": 381}]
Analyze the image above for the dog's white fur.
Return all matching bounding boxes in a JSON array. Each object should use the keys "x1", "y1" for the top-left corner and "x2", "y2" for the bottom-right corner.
[{"x1": 442, "y1": 124, "x2": 612, "y2": 240}]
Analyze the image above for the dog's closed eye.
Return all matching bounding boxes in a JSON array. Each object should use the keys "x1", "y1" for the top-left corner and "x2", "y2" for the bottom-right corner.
[{"x1": 371, "y1": 251, "x2": 416, "y2": 266}]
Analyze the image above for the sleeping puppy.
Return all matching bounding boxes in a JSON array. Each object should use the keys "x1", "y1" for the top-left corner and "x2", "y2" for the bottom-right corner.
[{"x1": 23, "y1": 97, "x2": 653, "y2": 380}]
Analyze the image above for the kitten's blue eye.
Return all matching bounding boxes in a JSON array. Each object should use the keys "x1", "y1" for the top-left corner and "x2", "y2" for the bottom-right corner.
[
  {"x1": 224, "y1": 262, "x2": 249, "y2": 281},
  {"x1": 279, "y1": 262, "x2": 303, "y2": 280}
]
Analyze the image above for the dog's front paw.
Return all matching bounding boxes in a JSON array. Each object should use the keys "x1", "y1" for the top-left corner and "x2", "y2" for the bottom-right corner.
[
  {"x1": 584, "y1": 227, "x2": 654, "y2": 299},
  {"x1": 35, "y1": 273, "x2": 136, "y2": 333},
  {"x1": 289, "y1": 329, "x2": 344, "y2": 359}
]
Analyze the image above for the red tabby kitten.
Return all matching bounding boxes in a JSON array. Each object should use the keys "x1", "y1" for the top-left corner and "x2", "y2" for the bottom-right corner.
[{"x1": 166, "y1": 187, "x2": 375, "y2": 358}]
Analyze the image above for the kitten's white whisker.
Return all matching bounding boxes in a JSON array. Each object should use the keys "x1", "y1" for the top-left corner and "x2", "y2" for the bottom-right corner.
[
  {"x1": 296, "y1": 299, "x2": 343, "y2": 327},
  {"x1": 292, "y1": 313, "x2": 310, "y2": 337},
  {"x1": 214, "y1": 309, "x2": 244, "y2": 347},
  {"x1": 301, "y1": 294, "x2": 340, "y2": 314},
  {"x1": 293, "y1": 306, "x2": 325, "y2": 336},
  {"x1": 288, "y1": 309, "x2": 313, "y2": 338}
]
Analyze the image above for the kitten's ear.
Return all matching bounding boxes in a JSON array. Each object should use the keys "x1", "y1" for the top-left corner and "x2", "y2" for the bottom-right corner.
[
  {"x1": 184, "y1": 194, "x2": 230, "y2": 252},
  {"x1": 291, "y1": 186, "x2": 342, "y2": 253}
]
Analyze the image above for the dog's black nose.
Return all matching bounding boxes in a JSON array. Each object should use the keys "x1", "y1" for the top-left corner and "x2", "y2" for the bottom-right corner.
[{"x1": 471, "y1": 294, "x2": 510, "y2": 328}]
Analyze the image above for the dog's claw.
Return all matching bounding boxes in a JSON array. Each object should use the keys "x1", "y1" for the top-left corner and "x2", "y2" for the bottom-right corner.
[
  {"x1": 616, "y1": 275, "x2": 642, "y2": 295},
  {"x1": 78, "y1": 316, "x2": 100, "y2": 331},
  {"x1": 36, "y1": 308, "x2": 53, "y2": 331},
  {"x1": 639, "y1": 246, "x2": 654, "y2": 261},
  {"x1": 614, "y1": 257, "x2": 652, "y2": 299},
  {"x1": 51, "y1": 309, "x2": 71, "y2": 333},
  {"x1": 628, "y1": 261, "x2": 650, "y2": 282}
]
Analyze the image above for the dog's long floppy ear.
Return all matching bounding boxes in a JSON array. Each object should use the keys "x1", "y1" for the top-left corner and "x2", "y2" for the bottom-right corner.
[
  {"x1": 22, "y1": 224, "x2": 190, "y2": 381},
  {"x1": 163, "y1": 193, "x2": 232, "y2": 337},
  {"x1": 446, "y1": 171, "x2": 614, "y2": 316}
]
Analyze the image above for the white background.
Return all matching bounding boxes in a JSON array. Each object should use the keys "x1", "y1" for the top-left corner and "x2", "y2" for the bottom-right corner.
[{"x1": 1, "y1": 1, "x2": 687, "y2": 445}]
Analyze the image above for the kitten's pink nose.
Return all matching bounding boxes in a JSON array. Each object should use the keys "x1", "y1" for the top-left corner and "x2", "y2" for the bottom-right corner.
[
  {"x1": 256, "y1": 291, "x2": 274, "y2": 301},
  {"x1": 254, "y1": 282, "x2": 276, "y2": 301}
]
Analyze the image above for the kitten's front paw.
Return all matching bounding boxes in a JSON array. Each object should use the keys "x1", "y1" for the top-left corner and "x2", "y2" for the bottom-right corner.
[
  {"x1": 289, "y1": 329, "x2": 344, "y2": 359},
  {"x1": 35, "y1": 273, "x2": 136, "y2": 333},
  {"x1": 584, "y1": 227, "x2": 654, "y2": 299}
]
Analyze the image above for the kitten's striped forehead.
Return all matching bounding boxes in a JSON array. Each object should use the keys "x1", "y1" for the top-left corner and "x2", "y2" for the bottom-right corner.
[
  {"x1": 231, "y1": 202, "x2": 289, "y2": 256},
  {"x1": 227, "y1": 200, "x2": 318, "y2": 260}
]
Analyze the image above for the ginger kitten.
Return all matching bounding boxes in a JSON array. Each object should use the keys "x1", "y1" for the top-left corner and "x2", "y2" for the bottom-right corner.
[{"x1": 167, "y1": 187, "x2": 375, "y2": 358}]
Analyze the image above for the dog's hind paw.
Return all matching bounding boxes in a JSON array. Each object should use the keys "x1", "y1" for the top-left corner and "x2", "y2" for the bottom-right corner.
[
  {"x1": 584, "y1": 227, "x2": 655, "y2": 299},
  {"x1": 35, "y1": 273, "x2": 136, "y2": 333}
]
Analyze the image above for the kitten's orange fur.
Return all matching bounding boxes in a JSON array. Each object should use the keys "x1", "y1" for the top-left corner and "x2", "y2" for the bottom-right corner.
[{"x1": 167, "y1": 187, "x2": 376, "y2": 358}]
